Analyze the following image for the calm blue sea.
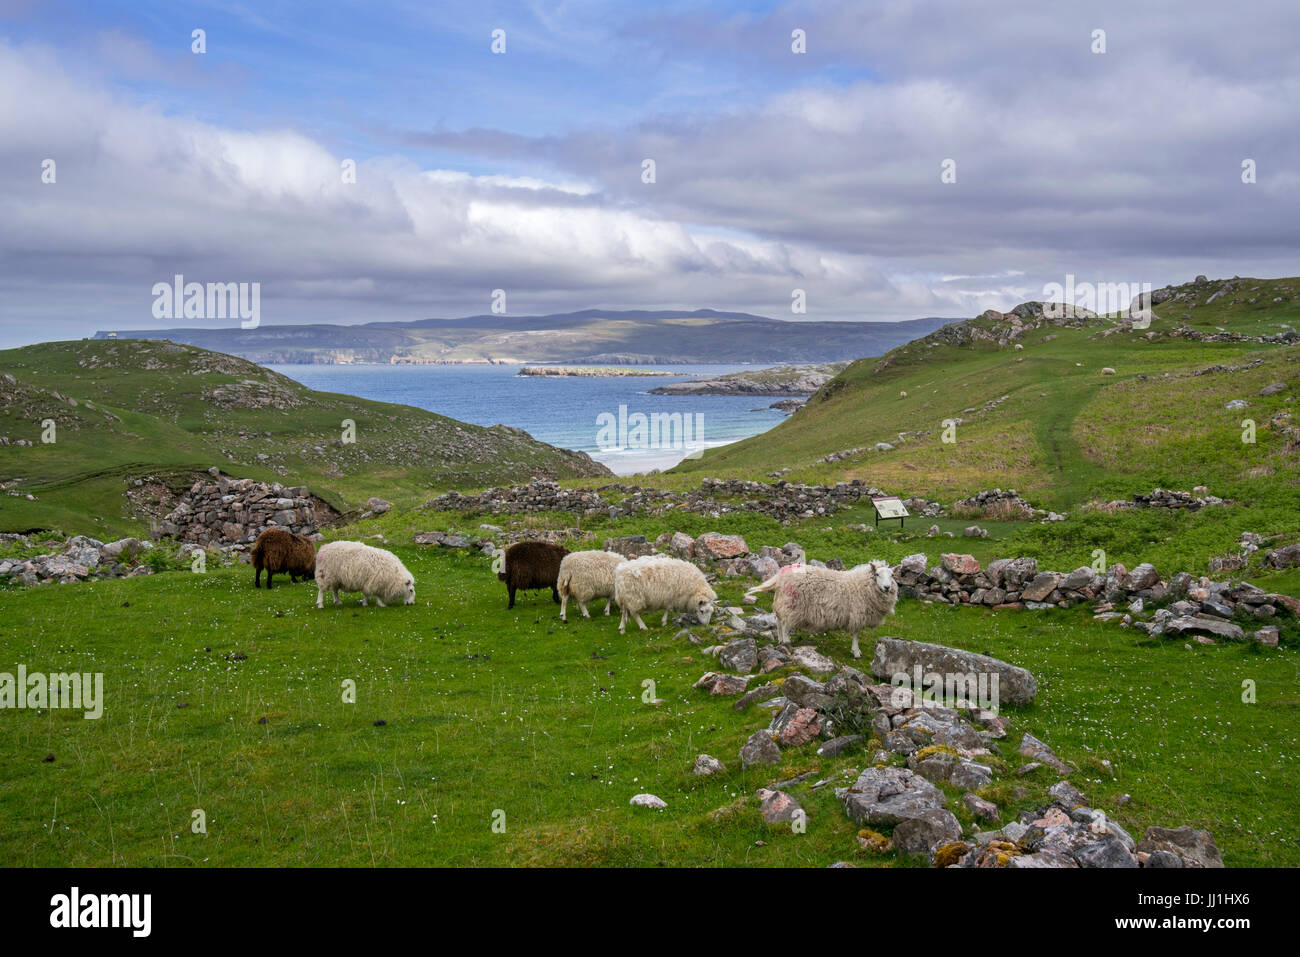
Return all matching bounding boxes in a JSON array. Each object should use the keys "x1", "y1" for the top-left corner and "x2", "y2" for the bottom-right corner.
[{"x1": 265, "y1": 363, "x2": 788, "y2": 475}]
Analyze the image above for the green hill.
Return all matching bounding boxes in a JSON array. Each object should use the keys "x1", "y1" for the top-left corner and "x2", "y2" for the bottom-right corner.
[
  {"x1": 0, "y1": 339, "x2": 609, "y2": 539},
  {"x1": 672, "y1": 276, "x2": 1300, "y2": 509}
]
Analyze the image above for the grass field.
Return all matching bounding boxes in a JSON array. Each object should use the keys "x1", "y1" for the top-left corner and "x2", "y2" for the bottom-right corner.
[
  {"x1": 3, "y1": 276, "x2": 1299, "y2": 868},
  {"x1": 0, "y1": 339, "x2": 607, "y2": 540},
  {"x1": 2, "y1": 534, "x2": 1297, "y2": 867},
  {"x1": 668, "y1": 276, "x2": 1300, "y2": 512}
]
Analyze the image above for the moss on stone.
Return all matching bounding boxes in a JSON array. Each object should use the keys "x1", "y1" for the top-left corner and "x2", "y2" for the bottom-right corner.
[
  {"x1": 913, "y1": 743, "x2": 959, "y2": 761},
  {"x1": 932, "y1": 840, "x2": 970, "y2": 868}
]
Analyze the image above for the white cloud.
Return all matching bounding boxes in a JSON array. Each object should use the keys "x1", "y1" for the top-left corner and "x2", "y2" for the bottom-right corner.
[{"x1": 3, "y1": 0, "x2": 1299, "y2": 347}]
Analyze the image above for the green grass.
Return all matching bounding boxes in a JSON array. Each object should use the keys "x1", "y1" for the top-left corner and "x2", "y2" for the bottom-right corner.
[
  {"x1": 0, "y1": 339, "x2": 608, "y2": 540},
  {"x1": 4, "y1": 275, "x2": 1299, "y2": 867},
  {"x1": 387, "y1": 493, "x2": 1298, "y2": 594},
  {"x1": 2, "y1": 542, "x2": 1297, "y2": 867},
  {"x1": 667, "y1": 276, "x2": 1300, "y2": 512}
]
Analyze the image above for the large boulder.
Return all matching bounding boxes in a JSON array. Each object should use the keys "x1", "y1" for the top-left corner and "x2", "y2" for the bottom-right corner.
[
  {"x1": 892, "y1": 809, "x2": 963, "y2": 858},
  {"x1": 1165, "y1": 617, "x2": 1245, "y2": 641},
  {"x1": 739, "y1": 730, "x2": 782, "y2": 769},
  {"x1": 790, "y1": 645, "x2": 836, "y2": 675},
  {"x1": 1122, "y1": 562, "x2": 1160, "y2": 591},
  {"x1": 775, "y1": 707, "x2": 823, "y2": 748},
  {"x1": 780, "y1": 674, "x2": 830, "y2": 710},
  {"x1": 100, "y1": 538, "x2": 144, "y2": 561},
  {"x1": 1060, "y1": 566, "x2": 1096, "y2": 591},
  {"x1": 836, "y1": 767, "x2": 946, "y2": 826},
  {"x1": 756, "y1": 789, "x2": 805, "y2": 825},
  {"x1": 693, "y1": 532, "x2": 749, "y2": 560},
  {"x1": 1137, "y1": 826, "x2": 1224, "y2": 868},
  {"x1": 870, "y1": 636, "x2": 1038, "y2": 705},
  {"x1": 1020, "y1": 572, "x2": 1061, "y2": 602},
  {"x1": 668, "y1": 531, "x2": 696, "y2": 557},
  {"x1": 718, "y1": 637, "x2": 758, "y2": 673}
]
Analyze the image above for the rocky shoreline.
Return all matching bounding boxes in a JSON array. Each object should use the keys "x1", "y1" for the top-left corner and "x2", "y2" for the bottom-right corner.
[
  {"x1": 516, "y1": 365, "x2": 677, "y2": 378},
  {"x1": 649, "y1": 362, "x2": 849, "y2": 396}
]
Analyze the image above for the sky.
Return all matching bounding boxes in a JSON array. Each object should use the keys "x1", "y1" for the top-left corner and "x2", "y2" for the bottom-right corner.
[{"x1": 0, "y1": 0, "x2": 1297, "y2": 347}]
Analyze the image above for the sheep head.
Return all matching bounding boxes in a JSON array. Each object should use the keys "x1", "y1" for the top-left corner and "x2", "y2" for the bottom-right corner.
[
  {"x1": 694, "y1": 586, "x2": 718, "y2": 625},
  {"x1": 869, "y1": 559, "x2": 895, "y2": 595}
]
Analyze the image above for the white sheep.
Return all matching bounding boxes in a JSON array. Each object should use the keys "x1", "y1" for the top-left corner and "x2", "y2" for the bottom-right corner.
[
  {"x1": 315, "y1": 541, "x2": 415, "y2": 608},
  {"x1": 613, "y1": 555, "x2": 717, "y2": 634},
  {"x1": 557, "y1": 550, "x2": 627, "y2": 621},
  {"x1": 745, "y1": 560, "x2": 897, "y2": 659}
]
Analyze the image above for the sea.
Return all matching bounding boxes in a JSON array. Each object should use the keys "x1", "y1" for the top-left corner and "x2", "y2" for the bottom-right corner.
[{"x1": 265, "y1": 363, "x2": 789, "y2": 476}]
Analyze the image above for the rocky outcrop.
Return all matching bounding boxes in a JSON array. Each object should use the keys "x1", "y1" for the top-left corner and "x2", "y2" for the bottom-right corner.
[
  {"x1": 517, "y1": 366, "x2": 675, "y2": 378},
  {"x1": 870, "y1": 636, "x2": 1039, "y2": 705},
  {"x1": 875, "y1": 301, "x2": 1102, "y2": 373},
  {"x1": 694, "y1": 621, "x2": 1219, "y2": 866},
  {"x1": 0, "y1": 534, "x2": 159, "y2": 585},
  {"x1": 649, "y1": 362, "x2": 849, "y2": 396}
]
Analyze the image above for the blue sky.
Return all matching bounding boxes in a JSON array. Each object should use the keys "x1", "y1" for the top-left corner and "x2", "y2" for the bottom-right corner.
[
  {"x1": 7, "y1": 1, "x2": 848, "y2": 172},
  {"x1": 1, "y1": 0, "x2": 1297, "y2": 344}
]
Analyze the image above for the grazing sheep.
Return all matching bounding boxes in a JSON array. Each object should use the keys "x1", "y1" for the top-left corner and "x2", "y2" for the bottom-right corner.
[
  {"x1": 498, "y1": 540, "x2": 570, "y2": 609},
  {"x1": 745, "y1": 560, "x2": 897, "y2": 659},
  {"x1": 315, "y1": 541, "x2": 415, "y2": 608},
  {"x1": 251, "y1": 528, "x2": 317, "y2": 590},
  {"x1": 613, "y1": 556, "x2": 717, "y2": 634},
  {"x1": 556, "y1": 550, "x2": 627, "y2": 621}
]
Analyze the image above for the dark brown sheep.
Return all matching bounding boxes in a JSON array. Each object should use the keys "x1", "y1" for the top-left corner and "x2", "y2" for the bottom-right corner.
[
  {"x1": 498, "y1": 540, "x2": 570, "y2": 609},
  {"x1": 251, "y1": 528, "x2": 317, "y2": 589}
]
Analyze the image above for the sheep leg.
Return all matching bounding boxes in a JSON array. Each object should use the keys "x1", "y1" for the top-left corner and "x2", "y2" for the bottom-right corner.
[
  {"x1": 559, "y1": 594, "x2": 569, "y2": 621},
  {"x1": 850, "y1": 631, "x2": 861, "y2": 660},
  {"x1": 551, "y1": 586, "x2": 560, "y2": 604},
  {"x1": 603, "y1": 600, "x2": 612, "y2": 616},
  {"x1": 374, "y1": 597, "x2": 386, "y2": 608},
  {"x1": 661, "y1": 610, "x2": 669, "y2": 626},
  {"x1": 619, "y1": 607, "x2": 629, "y2": 634},
  {"x1": 579, "y1": 600, "x2": 590, "y2": 618},
  {"x1": 635, "y1": 613, "x2": 648, "y2": 631},
  {"x1": 777, "y1": 619, "x2": 791, "y2": 646},
  {"x1": 332, "y1": 588, "x2": 341, "y2": 606},
  {"x1": 265, "y1": 570, "x2": 274, "y2": 590},
  {"x1": 359, "y1": 596, "x2": 367, "y2": 606},
  {"x1": 316, "y1": 585, "x2": 325, "y2": 609},
  {"x1": 255, "y1": 567, "x2": 262, "y2": 588},
  {"x1": 507, "y1": 586, "x2": 516, "y2": 609}
]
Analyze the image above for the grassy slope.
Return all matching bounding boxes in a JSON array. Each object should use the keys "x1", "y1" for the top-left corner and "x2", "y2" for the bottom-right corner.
[
  {"x1": 2, "y1": 532, "x2": 1296, "y2": 867},
  {"x1": 671, "y1": 276, "x2": 1299, "y2": 505},
  {"x1": 659, "y1": 277, "x2": 1300, "y2": 575},
  {"x1": 0, "y1": 340, "x2": 607, "y2": 539}
]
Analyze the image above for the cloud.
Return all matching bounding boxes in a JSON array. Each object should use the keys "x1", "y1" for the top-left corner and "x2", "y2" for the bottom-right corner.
[
  {"x1": 2, "y1": 1, "x2": 1298, "y2": 347},
  {"x1": 0, "y1": 40, "x2": 925, "y2": 344}
]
